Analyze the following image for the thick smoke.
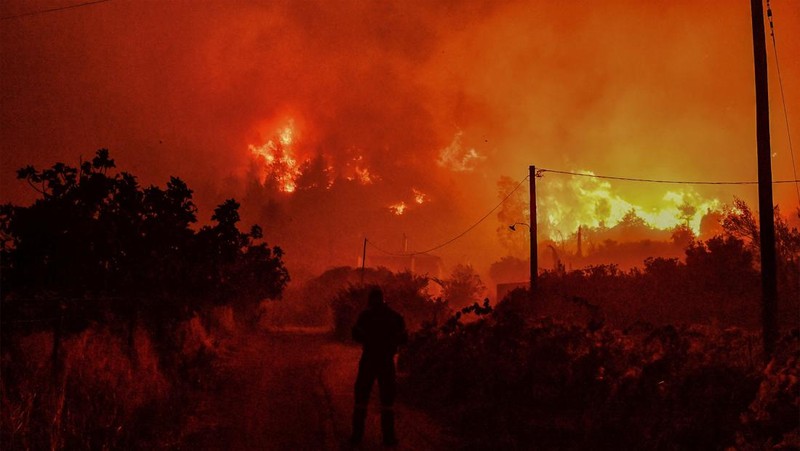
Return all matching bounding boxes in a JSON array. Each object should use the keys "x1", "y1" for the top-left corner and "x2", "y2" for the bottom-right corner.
[{"x1": 2, "y1": 0, "x2": 798, "y2": 277}]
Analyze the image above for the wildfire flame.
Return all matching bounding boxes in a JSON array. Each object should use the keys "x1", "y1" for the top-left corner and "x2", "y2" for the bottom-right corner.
[
  {"x1": 437, "y1": 130, "x2": 485, "y2": 172},
  {"x1": 250, "y1": 121, "x2": 379, "y2": 192},
  {"x1": 387, "y1": 188, "x2": 429, "y2": 215},
  {"x1": 540, "y1": 171, "x2": 720, "y2": 240},
  {"x1": 389, "y1": 202, "x2": 407, "y2": 215},
  {"x1": 249, "y1": 120, "x2": 300, "y2": 193},
  {"x1": 346, "y1": 155, "x2": 376, "y2": 184},
  {"x1": 413, "y1": 188, "x2": 427, "y2": 204},
  {"x1": 354, "y1": 167, "x2": 373, "y2": 184}
]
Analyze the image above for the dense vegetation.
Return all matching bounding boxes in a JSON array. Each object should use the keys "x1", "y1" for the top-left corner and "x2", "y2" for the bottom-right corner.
[
  {"x1": 401, "y1": 300, "x2": 798, "y2": 450},
  {"x1": 267, "y1": 263, "x2": 487, "y2": 331},
  {"x1": 3, "y1": 150, "x2": 799, "y2": 449},
  {"x1": 530, "y1": 206, "x2": 799, "y2": 330},
  {"x1": 1, "y1": 150, "x2": 289, "y2": 449},
  {"x1": 316, "y1": 206, "x2": 800, "y2": 449},
  {"x1": 397, "y1": 220, "x2": 800, "y2": 450},
  {"x1": 326, "y1": 267, "x2": 451, "y2": 340},
  {"x1": 530, "y1": 237, "x2": 760, "y2": 330}
]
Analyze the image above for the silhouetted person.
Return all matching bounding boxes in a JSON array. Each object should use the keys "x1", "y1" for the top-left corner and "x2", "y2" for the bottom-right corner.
[{"x1": 350, "y1": 287, "x2": 407, "y2": 446}]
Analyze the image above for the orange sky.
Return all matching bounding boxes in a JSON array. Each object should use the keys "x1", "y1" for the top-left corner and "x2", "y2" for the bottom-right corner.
[{"x1": 2, "y1": 0, "x2": 798, "y2": 273}]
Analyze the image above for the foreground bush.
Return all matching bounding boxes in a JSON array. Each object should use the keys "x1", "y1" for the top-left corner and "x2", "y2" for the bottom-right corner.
[
  {"x1": 2, "y1": 327, "x2": 170, "y2": 449},
  {"x1": 330, "y1": 270, "x2": 450, "y2": 341},
  {"x1": 1, "y1": 150, "x2": 288, "y2": 449},
  {"x1": 0, "y1": 313, "x2": 231, "y2": 450},
  {"x1": 1, "y1": 149, "x2": 289, "y2": 367},
  {"x1": 400, "y1": 298, "x2": 799, "y2": 450}
]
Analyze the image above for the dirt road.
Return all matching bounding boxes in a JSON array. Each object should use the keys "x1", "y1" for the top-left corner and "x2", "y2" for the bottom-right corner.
[{"x1": 181, "y1": 328, "x2": 458, "y2": 450}]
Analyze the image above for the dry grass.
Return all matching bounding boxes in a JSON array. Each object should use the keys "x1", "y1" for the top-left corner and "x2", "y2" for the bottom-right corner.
[{"x1": 1, "y1": 313, "x2": 231, "y2": 450}]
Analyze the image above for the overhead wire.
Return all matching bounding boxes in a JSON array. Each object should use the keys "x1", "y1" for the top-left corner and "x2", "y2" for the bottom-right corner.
[
  {"x1": 766, "y1": 0, "x2": 800, "y2": 207},
  {"x1": 4, "y1": 0, "x2": 796, "y2": 254},
  {"x1": 366, "y1": 163, "x2": 800, "y2": 258},
  {"x1": 366, "y1": 174, "x2": 530, "y2": 257},
  {"x1": 1, "y1": 0, "x2": 112, "y2": 20},
  {"x1": 537, "y1": 168, "x2": 800, "y2": 185}
]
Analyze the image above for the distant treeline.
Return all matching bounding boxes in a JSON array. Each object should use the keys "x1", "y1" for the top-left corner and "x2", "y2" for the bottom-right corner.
[{"x1": 491, "y1": 198, "x2": 800, "y2": 330}]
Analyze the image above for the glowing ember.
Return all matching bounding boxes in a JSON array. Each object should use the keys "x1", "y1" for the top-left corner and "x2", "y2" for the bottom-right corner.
[
  {"x1": 344, "y1": 155, "x2": 377, "y2": 185},
  {"x1": 278, "y1": 122, "x2": 294, "y2": 146},
  {"x1": 354, "y1": 166, "x2": 373, "y2": 184},
  {"x1": 540, "y1": 170, "x2": 720, "y2": 240},
  {"x1": 437, "y1": 130, "x2": 485, "y2": 172},
  {"x1": 389, "y1": 202, "x2": 407, "y2": 215},
  {"x1": 413, "y1": 188, "x2": 427, "y2": 204}
]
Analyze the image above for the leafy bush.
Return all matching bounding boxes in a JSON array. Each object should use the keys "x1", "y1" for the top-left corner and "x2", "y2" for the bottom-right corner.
[
  {"x1": 330, "y1": 270, "x2": 450, "y2": 341},
  {"x1": 0, "y1": 150, "x2": 289, "y2": 449},
  {"x1": 1, "y1": 150, "x2": 289, "y2": 363},
  {"x1": 736, "y1": 331, "x2": 800, "y2": 450},
  {"x1": 400, "y1": 300, "x2": 798, "y2": 450},
  {"x1": 528, "y1": 235, "x2": 767, "y2": 329},
  {"x1": 435, "y1": 264, "x2": 486, "y2": 310}
]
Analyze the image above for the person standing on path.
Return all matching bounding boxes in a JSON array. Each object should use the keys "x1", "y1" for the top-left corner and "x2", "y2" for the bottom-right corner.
[{"x1": 350, "y1": 287, "x2": 408, "y2": 447}]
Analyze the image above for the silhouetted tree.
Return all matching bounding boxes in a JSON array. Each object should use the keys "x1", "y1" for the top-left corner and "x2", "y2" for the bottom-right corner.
[
  {"x1": 721, "y1": 197, "x2": 760, "y2": 246},
  {"x1": 437, "y1": 264, "x2": 486, "y2": 309},
  {"x1": 720, "y1": 198, "x2": 800, "y2": 323},
  {"x1": 1, "y1": 149, "x2": 289, "y2": 364},
  {"x1": 295, "y1": 154, "x2": 332, "y2": 191},
  {"x1": 194, "y1": 199, "x2": 289, "y2": 326},
  {"x1": 329, "y1": 269, "x2": 450, "y2": 341}
]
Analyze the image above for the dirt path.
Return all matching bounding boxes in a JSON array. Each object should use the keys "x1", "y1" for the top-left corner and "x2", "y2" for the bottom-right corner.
[{"x1": 181, "y1": 328, "x2": 459, "y2": 450}]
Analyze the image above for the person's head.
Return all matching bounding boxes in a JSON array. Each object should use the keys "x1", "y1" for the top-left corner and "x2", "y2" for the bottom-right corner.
[{"x1": 367, "y1": 287, "x2": 384, "y2": 308}]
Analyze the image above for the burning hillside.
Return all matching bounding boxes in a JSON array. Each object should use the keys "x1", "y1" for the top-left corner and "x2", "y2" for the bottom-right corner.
[{"x1": 3, "y1": 0, "x2": 797, "y2": 277}]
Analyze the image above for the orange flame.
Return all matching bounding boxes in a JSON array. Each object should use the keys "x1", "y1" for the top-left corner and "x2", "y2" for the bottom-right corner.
[
  {"x1": 249, "y1": 120, "x2": 300, "y2": 193},
  {"x1": 437, "y1": 130, "x2": 485, "y2": 172},
  {"x1": 342, "y1": 155, "x2": 377, "y2": 185},
  {"x1": 413, "y1": 188, "x2": 427, "y2": 204},
  {"x1": 540, "y1": 170, "x2": 720, "y2": 240},
  {"x1": 389, "y1": 201, "x2": 407, "y2": 215}
]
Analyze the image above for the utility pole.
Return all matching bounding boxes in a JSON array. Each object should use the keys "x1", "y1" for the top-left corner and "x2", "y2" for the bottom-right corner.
[
  {"x1": 530, "y1": 165, "x2": 538, "y2": 297},
  {"x1": 751, "y1": 0, "x2": 778, "y2": 359},
  {"x1": 361, "y1": 238, "x2": 367, "y2": 283}
]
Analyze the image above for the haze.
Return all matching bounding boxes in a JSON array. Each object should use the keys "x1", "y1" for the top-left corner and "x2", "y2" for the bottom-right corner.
[{"x1": 2, "y1": 0, "x2": 798, "y2": 278}]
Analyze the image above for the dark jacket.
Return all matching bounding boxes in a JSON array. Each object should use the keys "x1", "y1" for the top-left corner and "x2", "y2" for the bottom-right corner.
[{"x1": 352, "y1": 304, "x2": 407, "y2": 357}]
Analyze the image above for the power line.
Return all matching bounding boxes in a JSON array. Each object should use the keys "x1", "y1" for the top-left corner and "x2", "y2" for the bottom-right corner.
[
  {"x1": 1, "y1": 0, "x2": 112, "y2": 20},
  {"x1": 365, "y1": 164, "x2": 800, "y2": 258},
  {"x1": 367, "y1": 174, "x2": 530, "y2": 257},
  {"x1": 766, "y1": 0, "x2": 800, "y2": 206},
  {"x1": 537, "y1": 168, "x2": 800, "y2": 186},
  {"x1": 364, "y1": 239, "x2": 412, "y2": 257}
]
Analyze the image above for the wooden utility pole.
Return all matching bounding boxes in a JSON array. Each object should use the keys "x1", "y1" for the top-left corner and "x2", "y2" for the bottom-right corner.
[
  {"x1": 530, "y1": 165, "x2": 538, "y2": 296},
  {"x1": 361, "y1": 238, "x2": 367, "y2": 283},
  {"x1": 751, "y1": 0, "x2": 778, "y2": 359}
]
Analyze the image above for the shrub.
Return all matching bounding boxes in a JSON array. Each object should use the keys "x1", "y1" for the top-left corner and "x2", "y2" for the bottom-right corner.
[
  {"x1": 330, "y1": 270, "x2": 450, "y2": 341},
  {"x1": 400, "y1": 304, "x2": 796, "y2": 450},
  {"x1": 2, "y1": 326, "x2": 172, "y2": 449}
]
